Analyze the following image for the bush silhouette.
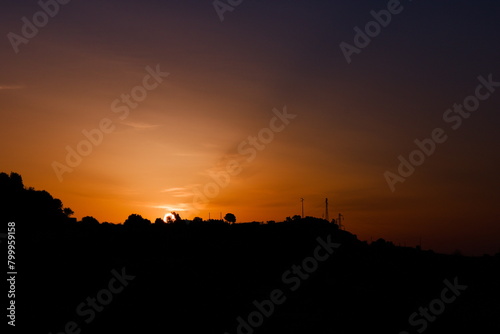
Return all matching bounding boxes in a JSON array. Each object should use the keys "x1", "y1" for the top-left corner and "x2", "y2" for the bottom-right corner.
[
  {"x1": 81, "y1": 216, "x2": 100, "y2": 226},
  {"x1": 154, "y1": 218, "x2": 165, "y2": 225},
  {"x1": 123, "y1": 214, "x2": 151, "y2": 228},
  {"x1": 224, "y1": 213, "x2": 236, "y2": 224}
]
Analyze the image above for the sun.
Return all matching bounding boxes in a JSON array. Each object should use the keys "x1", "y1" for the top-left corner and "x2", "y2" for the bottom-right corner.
[{"x1": 163, "y1": 213, "x2": 176, "y2": 222}]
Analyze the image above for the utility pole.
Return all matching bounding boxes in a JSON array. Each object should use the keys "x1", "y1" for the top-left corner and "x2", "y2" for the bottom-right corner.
[
  {"x1": 300, "y1": 198, "x2": 304, "y2": 218},
  {"x1": 325, "y1": 198, "x2": 329, "y2": 222}
]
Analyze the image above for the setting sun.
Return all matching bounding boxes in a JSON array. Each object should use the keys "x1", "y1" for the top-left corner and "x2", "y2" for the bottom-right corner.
[{"x1": 163, "y1": 213, "x2": 176, "y2": 223}]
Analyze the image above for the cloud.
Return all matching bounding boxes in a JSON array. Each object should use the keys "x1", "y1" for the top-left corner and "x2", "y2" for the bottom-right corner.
[
  {"x1": 172, "y1": 193, "x2": 192, "y2": 198},
  {"x1": 120, "y1": 121, "x2": 160, "y2": 130},
  {"x1": 161, "y1": 187, "x2": 186, "y2": 192},
  {"x1": 161, "y1": 186, "x2": 195, "y2": 198},
  {"x1": 149, "y1": 203, "x2": 191, "y2": 212}
]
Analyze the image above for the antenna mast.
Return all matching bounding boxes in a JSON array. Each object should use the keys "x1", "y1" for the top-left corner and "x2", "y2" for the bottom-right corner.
[
  {"x1": 325, "y1": 198, "x2": 329, "y2": 222},
  {"x1": 337, "y1": 213, "x2": 344, "y2": 230},
  {"x1": 300, "y1": 198, "x2": 304, "y2": 218}
]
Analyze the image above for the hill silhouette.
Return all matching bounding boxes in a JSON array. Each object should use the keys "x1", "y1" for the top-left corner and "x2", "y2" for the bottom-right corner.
[{"x1": 1, "y1": 172, "x2": 499, "y2": 333}]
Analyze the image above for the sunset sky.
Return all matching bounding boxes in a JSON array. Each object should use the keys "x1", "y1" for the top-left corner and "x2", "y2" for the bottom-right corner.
[{"x1": 1, "y1": 0, "x2": 499, "y2": 255}]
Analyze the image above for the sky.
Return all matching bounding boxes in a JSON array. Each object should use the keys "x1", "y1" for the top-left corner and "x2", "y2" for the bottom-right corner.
[{"x1": 1, "y1": 0, "x2": 499, "y2": 255}]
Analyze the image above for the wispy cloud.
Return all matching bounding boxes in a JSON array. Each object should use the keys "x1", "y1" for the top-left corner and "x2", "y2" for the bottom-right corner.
[
  {"x1": 172, "y1": 193, "x2": 192, "y2": 198},
  {"x1": 161, "y1": 186, "x2": 195, "y2": 198},
  {"x1": 120, "y1": 121, "x2": 160, "y2": 130},
  {"x1": 161, "y1": 187, "x2": 186, "y2": 192},
  {"x1": 149, "y1": 203, "x2": 191, "y2": 212}
]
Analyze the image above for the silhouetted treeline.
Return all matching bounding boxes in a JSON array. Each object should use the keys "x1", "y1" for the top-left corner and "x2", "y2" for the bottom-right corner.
[
  {"x1": 0, "y1": 172, "x2": 73, "y2": 230},
  {"x1": 3, "y1": 172, "x2": 500, "y2": 333}
]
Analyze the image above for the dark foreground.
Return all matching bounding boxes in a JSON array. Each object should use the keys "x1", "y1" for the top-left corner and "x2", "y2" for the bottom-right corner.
[{"x1": 11, "y1": 221, "x2": 500, "y2": 333}]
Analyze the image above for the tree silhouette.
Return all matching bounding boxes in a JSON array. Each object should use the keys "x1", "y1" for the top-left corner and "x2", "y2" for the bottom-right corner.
[
  {"x1": 124, "y1": 214, "x2": 151, "y2": 228},
  {"x1": 154, "y1": 218, "x2": 165, "y2": 225},
  {"x1": 63, "y1": 207, "x2": 74, "y2": 217},
  {"x1": 224, "y1": 213, "x2": 236, "y2": 224},
  {"x1": 81, "y1": 216, "x2": 99, "y2": 226},
  {"x1": 0, "y1": 172, "x2": 71, "y2": 228},
  {"x1": 193, "y1": 217, "x2": 203, "y2": 224},
  {"x1": 7, "y1": 172, "x2": 23, "y2": 191},
  {"x1": 172, "y1": 212, "x2": 182, "y2": 222}
]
